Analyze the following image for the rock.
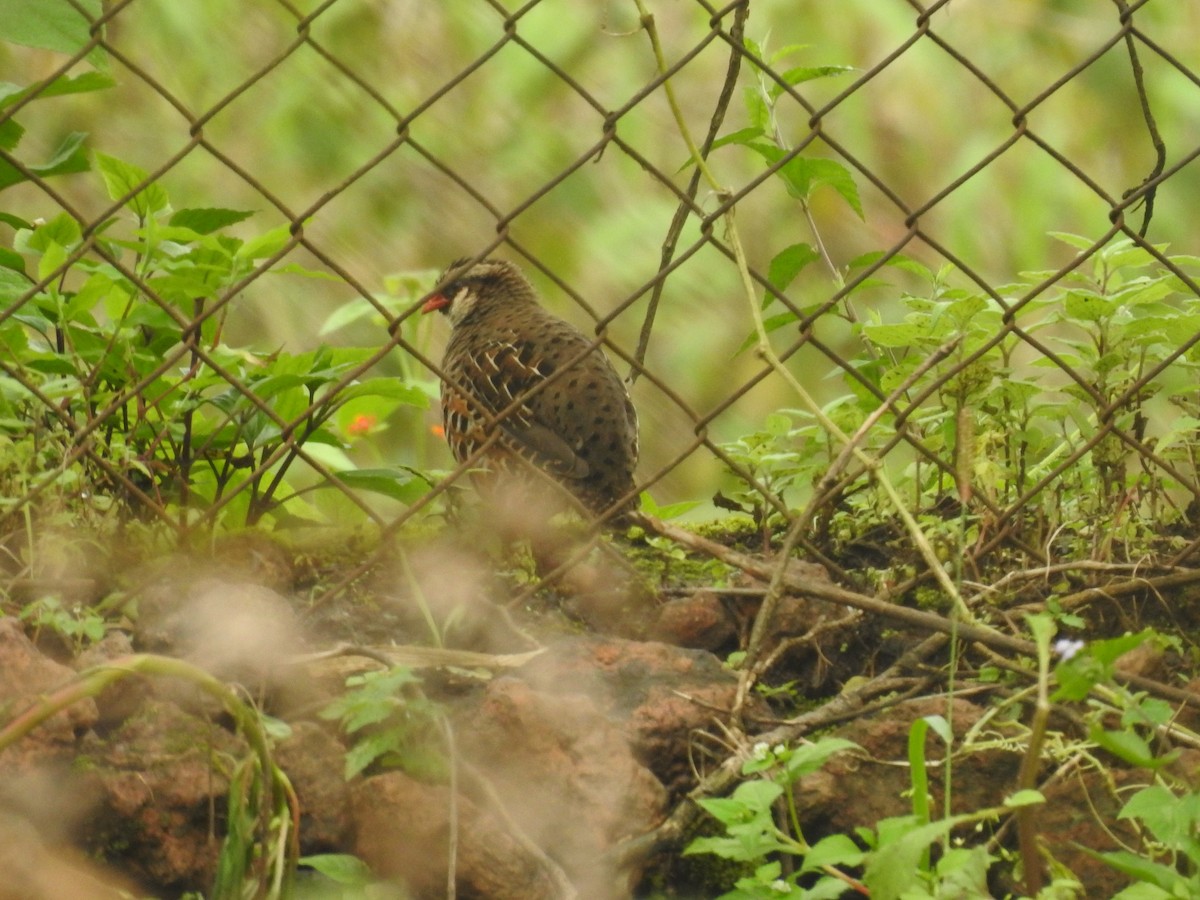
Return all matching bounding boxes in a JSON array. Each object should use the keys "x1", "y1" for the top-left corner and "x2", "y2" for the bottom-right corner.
[
  {"x1": 134, "y1": 578, "x2": 307, "y2": 691},
  {"x1": 0, "y1": 811, "x2": 134, "y2": 900},
  {"x1": 275, "y1": 722, "x2": 352, "y2": 851},
  {"x1": 458, "y1": 676, "x2": 667, "y2": 897},
  {"x1": 0, "y1": 618, "x2": 97, "y2": 770},
  {"x1": 75, "y1": 631, "x2": 149, "y2": 727},
  {"x1": 78, "y1": 698, "x2": 240, "y2": 891},
  {"x1": 648, "y1": 590, "x2": 738, "y2": 651},
  {"x1": 796, "y1": 697, "x2": 1017, "y2": 832},
  {"x1": 352, "y1": 770, "x2": 562, "y2": 900},
  {"x1": 516, "y1": 635, "x2": 742, "y2": 795}
]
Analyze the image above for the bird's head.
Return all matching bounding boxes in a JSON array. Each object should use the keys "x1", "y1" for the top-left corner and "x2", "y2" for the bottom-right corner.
[{"x1": 421, "y1": 258, "x2": 537, "y2": 326}]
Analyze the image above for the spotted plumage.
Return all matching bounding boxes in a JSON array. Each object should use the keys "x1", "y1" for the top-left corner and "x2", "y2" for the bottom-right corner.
[{"x1": 422, "y1": 258, "x2": 639, "y2": 518}]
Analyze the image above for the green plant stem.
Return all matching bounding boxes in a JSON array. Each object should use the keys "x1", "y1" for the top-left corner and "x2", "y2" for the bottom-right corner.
[
  {"x1": 397, "y1": 544, "x2": 443, "y2": 648},
  {"x1": 634, "y1": 0, "x2": 973, "y2": 631},
  {"x1": 1017, "y1": 650, "x2": 1050, "y2": 894},
  {"x1": 633, "y1": 0, "x2": 723, "y2": 195},
  {"x1": 0, "y1": 653, "x2": 299, "y2": 898}
]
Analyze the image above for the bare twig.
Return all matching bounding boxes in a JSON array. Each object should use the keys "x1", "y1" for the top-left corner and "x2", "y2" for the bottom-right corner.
[
  {"x1": 611, "y1": 633, "x2": 949, "y2": 869},
  {"x1": 630, "y1": 2, "x2": 749, "y2": 381}
]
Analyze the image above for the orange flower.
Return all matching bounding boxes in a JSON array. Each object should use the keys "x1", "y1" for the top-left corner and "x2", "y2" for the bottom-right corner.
[{"x1": 347, "y1": 413, "x2": 377, "y2": 436}]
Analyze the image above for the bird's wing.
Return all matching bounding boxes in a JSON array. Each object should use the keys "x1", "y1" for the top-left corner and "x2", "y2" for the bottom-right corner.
[{"x1": 463, "y1": 339, "x2": 591, "y2": 479}]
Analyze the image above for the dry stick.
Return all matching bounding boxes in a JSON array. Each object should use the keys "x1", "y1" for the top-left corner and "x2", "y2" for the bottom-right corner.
[
  {"x1": 1011, "y1": 567, "x2": 1200, "y2": 614},
  {"x1": 964, "y1": 559, "x2": 1170, "y2": 605},
  {"x1": 733, "y1": 337, "x2": 963, "y2": 721},
  {"x1": 1017, "y1": 637, "x2": 1052, "y2": 896},
  {"x1": 629, "y1": 0, "x2": 748, "y2": 382},
  {"x1": 457, "y1": 758, "x2": 578, "y2": 900},
  {"x1": 612, "y1": 632, "x2": 949, "y2": 870},
  {"x1": 442, "y1": 716, "x2": 459, "y2": 900},
  {"x1": 1114, "y1": 0, "x2": 1165, "y2": 237},
  {"x1": 639, "y1": 514, "x2": 1032, "y2": 654},
  {"x1": 640, "y1": 513, "x2": 1200, "y2": 706}
]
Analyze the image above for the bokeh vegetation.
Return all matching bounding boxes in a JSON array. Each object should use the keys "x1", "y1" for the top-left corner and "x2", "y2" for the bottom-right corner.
[
  {"x1": 5, "y1": 3, "x2": 1200, "y2": 898},
  {"x1": 5, "y1": 1, "x2": 1198, "y2": 513}
]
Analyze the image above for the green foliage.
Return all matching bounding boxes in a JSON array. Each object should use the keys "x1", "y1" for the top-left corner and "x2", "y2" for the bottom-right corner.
[
  {"x1": 296, "y1": 853, "x2": 403, "y2": 898},
  {"x1": 0, "y1": 653, "x2": 300, "y2": 899},
  {"x1": 711, "y1": 39, "x2": 859, "y2": 219},
  {"x1": 721, "y1": 233, "x2": 1200, "y2": 567},
  {"x1": 18, "y1": 594, "x2": 107, "y2": 650},
  {"x1": 685, "y1": 738, "x2": 866, "y2": 898},
  {"x1": 1044, "y1": 627, "x2": 1200, "y2": 898},
  {"x1": 0, "y1": 2, "x2": 111, "y2": 192},
  {"x1": 319, "y1": 666, "x2": 445, "y2": 782},
  {"x1": 685, "y1": 733, "x2": 1063, "y2": 898},
  {"x1": 0, "y1": 149, "x2": 431, "y2": 528}
]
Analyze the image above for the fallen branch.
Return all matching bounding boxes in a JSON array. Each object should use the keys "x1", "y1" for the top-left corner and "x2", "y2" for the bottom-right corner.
[
  {"x1": 633, "y1": 513, "x2": 1033, "y2": 655},
  {"x1": 611, "y1": 633, "x2": 948, "y2": 869}
]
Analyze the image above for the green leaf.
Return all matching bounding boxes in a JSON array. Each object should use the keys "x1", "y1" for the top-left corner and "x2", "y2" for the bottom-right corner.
[
  {"x1": 0, "y1": 212, "x2": 34, "y2": 230},
  {"x1": 0, "y1": 247, "x2": 26, "y2": 276},
  {"x1": 168, "y1": 207, "x2": 255, "y2": 235},
  {"x1": 1003, "y1": 789, "x2": 1045, "y2": 808},
  {"x1": 638, "y1": 494, "x2": 700, "y2": 520},
  {"x1": 797, "y1": 157, "x2": 863, "y2": 218},
  {"x1": 236, "y1": 223, "x2": 295, "y2": 260},
  {"x1": 0, "y1": 71, "x2": 114, "y2": 110},
  {"x1": 748, "y1": 144, "x2": 864, "y2": 218},
  {"x1": 0, "y1": 130, "x2": 90, "y2": 191},
  {"x1": 741, "y1": 36, "x2": 764, "y2": 59},
  {"x1": 0, "y1": 117, "x2": 23, "y2": 153},
  {"x1": 849, "y1": 250, "x2": 935, "y2": 281},
  {"x1": 0, "y1": 0, "x2": 105, "y2": 57},
  {"x1": 1091, "y1": 849, "x2": 1189, "y2": 893},
  {"x1": 32, "y1": 130, "x2": 89, "y2": 178},
  {"x1": 769, "y1": 64, "x2": 854, "y2": 97},
  {"x1": 320, "y1": 296, "x2": 383, "y2": 334},
  {"x1": 861, "y1": 322, "x2": 922, "y2": 348},
  {"x1": 767, "y1": 243, "x2": 819, "y2": 293},
  {"x1": 333, "y1": 467, "x2": 432, "y2": 504},
  {"x1": 94, "y1": 152, "x2": 168, "y2": 217},
  {"x1": 337, "y1": 378, "x2": 428, "y2": 409},
  {"x1": 864, "y1": 816, "x2": 967, "y2": 900},
  {"x1": 1089, "y1": 630, "x2": 1154, "y2": 667},
  {"x1": 736, "y1": 310, "x2": 802, "y2": 354},
  {"x1": 274, "y1": 261, "x2": 343, "y2": 281},
  {"x1": 707, "y1": 126, "x2": 766, "y2": 156},
  {"x1": 800, "y1": 833, "x2": 865, "y2": 873},
  {"x1": 781, "y1": 737, "x2": 858, "y2": 779},
  {"x1": 343, "y1": 730, "x2": 400, "y2": 780},
  {"x1": 1049, "y1": 231, "x2": 1097, "y2": 252},
  {"x1": 1063, "y1": 290, "x2": 1115, "y2": 323},
  {"x1": 1089, "y1": 725, "x2": 1161, "y2": 769},
  {"x1": 1118, "y1": 786, "x2": 1188, "y2": 843},
  {"x1": 299, "y1": 854, "x2": 374, "y2": 887}
]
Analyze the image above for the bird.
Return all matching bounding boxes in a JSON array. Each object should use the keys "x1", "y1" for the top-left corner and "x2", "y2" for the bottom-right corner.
[{"x1": 422, "y1": 257, "x2": 639, "y2": 521}]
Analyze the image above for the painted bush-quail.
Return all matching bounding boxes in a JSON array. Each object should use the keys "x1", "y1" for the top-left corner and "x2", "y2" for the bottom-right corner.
[{"x1": 422, "y1": 257, "x2": 639, "y2": 520}]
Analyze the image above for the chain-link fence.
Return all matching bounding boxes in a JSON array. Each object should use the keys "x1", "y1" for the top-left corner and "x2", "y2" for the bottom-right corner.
[{"x1": 3, "y1": 0, "x2": 1200, "y2": 600}]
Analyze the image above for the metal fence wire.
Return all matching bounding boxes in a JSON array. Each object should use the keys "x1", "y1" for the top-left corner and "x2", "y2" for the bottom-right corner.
[{"x1": 2, "y1": 0, "x2": 1200, "y2": 600}]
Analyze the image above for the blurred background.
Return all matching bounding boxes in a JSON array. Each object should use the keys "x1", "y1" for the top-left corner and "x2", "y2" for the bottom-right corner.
[{"x1": 3, "y1": 0, "x2": 1198, "y2": 513}]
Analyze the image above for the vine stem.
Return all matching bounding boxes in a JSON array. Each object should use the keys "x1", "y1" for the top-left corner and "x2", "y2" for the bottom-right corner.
[{"x1": 633, "y1": 0, "x2": 969, "y2": 643}]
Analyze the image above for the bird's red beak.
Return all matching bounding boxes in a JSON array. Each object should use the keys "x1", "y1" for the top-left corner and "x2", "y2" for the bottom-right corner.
[{"x1": 421, "y1": 293, "x2": 450, "y2": 314}]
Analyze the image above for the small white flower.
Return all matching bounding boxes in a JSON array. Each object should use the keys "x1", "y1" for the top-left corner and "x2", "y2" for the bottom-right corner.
[
  {"x1": 773, "y1": 744, "x2": 786, "y2": 756},
  {"x1": 1054, "y1": 638, "x2": 1085, "y2": 660},
  {"x1": 771, "y1": 879, "x2": 792, "y2": 893},
  {"x1": 752, "y1": 742, "x2": 771, "y2": 761}
]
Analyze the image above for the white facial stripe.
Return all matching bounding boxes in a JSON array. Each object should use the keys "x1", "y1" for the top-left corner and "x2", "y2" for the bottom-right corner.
[{"x1": 447, "y1": 285, "x2": 477, "y2": 326}]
